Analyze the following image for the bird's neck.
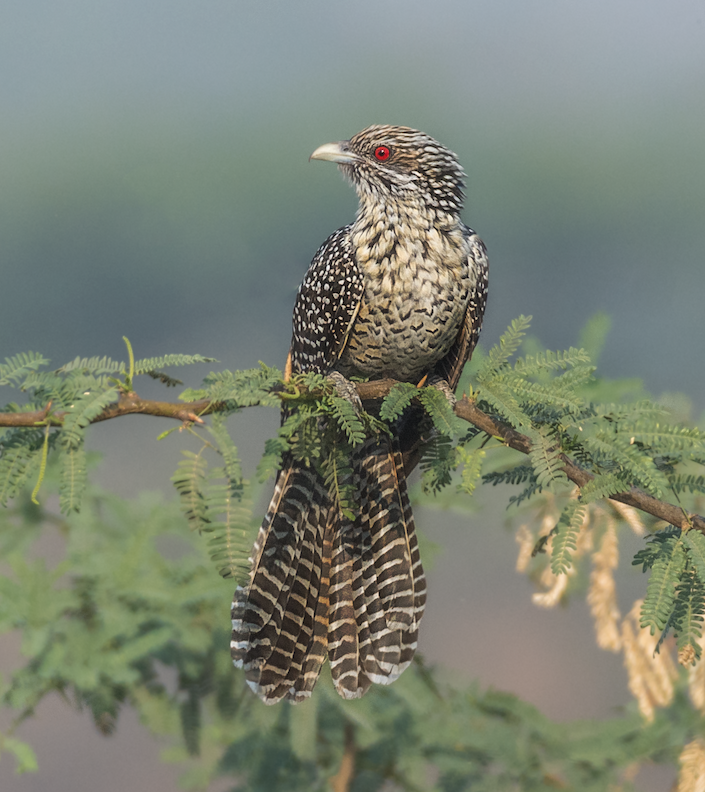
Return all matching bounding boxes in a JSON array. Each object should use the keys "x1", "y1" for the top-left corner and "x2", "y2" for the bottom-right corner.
[
  {"x1": 350, "y1": 193, "x2": 466, "y2": 272},
  {"x1": 351, "y1": 195, "x2": 463, "y2": 264}
]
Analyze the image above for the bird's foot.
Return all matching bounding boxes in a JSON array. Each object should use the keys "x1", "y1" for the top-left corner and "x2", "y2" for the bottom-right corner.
[
  {"x1": 327, "y1": 371, "x2": 363, "y2": 413},
  {"x1": 424, "y1": 374, "x2": 457, "y2": 408}
]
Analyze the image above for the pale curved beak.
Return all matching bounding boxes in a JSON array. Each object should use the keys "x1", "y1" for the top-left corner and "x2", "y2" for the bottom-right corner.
[{"x1": 309, "y1": 141, "x2": 358, "y2": 164}]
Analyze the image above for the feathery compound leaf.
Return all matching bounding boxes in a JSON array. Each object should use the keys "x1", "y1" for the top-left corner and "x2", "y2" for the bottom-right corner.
[
  {"x1": 614, "y1": 421, "x2": 704, "y2": 456},
  {"x1": 133, "y1": 354, "x2": 217, "y2": 374},
  {"x1": 0, "y1": 352, "x2": 49, "y2": 386},
  {"x1": 578, "y1": 311, "x2": 611, "y2": 363},
  {"x1": 256, "y1": 435, "x2": 290, "y2": 482},
  {"x1": 579, "y1": 472, "x2": 629, "y2": 504},
  {"x1": 171, "y1": 450, "x2": 210, "y2": 532},
  {"x1": 0, "y1": 428, "x2": 47, "y2": 505},
  {"x1": 529, "y1": 426, "x2": 568, "y2": 491},
  {"x1": 581, "y1": 433, "x2": 667, "y2": 499},
  {"x1": 145, "y1": 370, "x2": 183, "y2": 387},
  {"x1": 457, "y1": 446, "x2": 486, "y2": 496},
  {"x1": 669, "y1": 474, "x2": 705, "y2": 496},
  {"x1": 483, "y1": 464, "x2": 536, "y2": 487},
  {"x1": 207, "y1": 413, "x2": 243, "y2": 496},
  {"x1": 477, "y1": 315, "x2": 532, "y2": 381},
  {"x1": 380, "y1": 382, "x2": 418, "y2": 422},
  {"x1": 671, "y1": 567, "x2": 705, "y2": 664},
  {"x1": 632, "y1": 528, "x2": 681, "y2": 572},
  {"x1": 321, "y1": 444, "x2": 356, "y2": 521},
  {"x1": 508, "y1": 480, "x2": 545, "y2": 509},
  {"x1": 640, "y1": 535, "x2": 687, "y2": 635},
  {"x1": 420, "y1": 434, "x2": 456, "y2": 494},
  {"x1": 166, "y1": 415, "x2": 257, "y2": 582},
  {"x1": 327, "y1": 396, "x2": 366, "y2": 446},
  {"x1": 513, "y1": 347, "x2": 592, "y2": 376},
  {"x1": 549, "y1": 363, "x2": 596, "y2": 393},
  {"x1": 60, "y1": 388, "x2": 119, "y2": 449},
  {"x1": 551, "y1": 501, "x2": 587, "y2": 575},
  {"x1": 500, "y1": 376, "x2": 588, "y2": 415},
  {"x1": 55, "y1": 355, "x2": 124, "y2": 375},
  {"x1": 418, "y1": 386, "x2": 464, "y2": 436},
  {"x1": 593, "y1": 400, "x2": 668, "y2": 423},
  {"x1": 201, "y1": 365, "x2": 281, "y2": 407},
  {"x1": 684, "y1": 531, "x2": 705, "y2": 587},
  {"x1": 289, "y1": 413, "x2": 323, "y2": 466},
  {"x1": 59, "y1": 441, "x2": 87, "y2": 514},
  {"x1": 476, "y1": 378, "x2": 533, "y2": 431},
  {"x1": 201, "y1": 480, "x2": 255, "y2": 582}
]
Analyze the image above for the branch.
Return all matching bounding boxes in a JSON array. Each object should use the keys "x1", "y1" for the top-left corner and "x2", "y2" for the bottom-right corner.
[
  {"x1": 355, "y1": 379, "x2": 705, "y2": 534},
  {"x1": 0, "y1": 392, "x2": 216, "y2": 428},
  {"x1": 1, "y1": 379, "x2": 703, "y2": 533}
]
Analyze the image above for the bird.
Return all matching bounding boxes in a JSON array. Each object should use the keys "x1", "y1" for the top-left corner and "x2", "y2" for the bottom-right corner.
[{"x1": 231, "y1": 125, "x2": 489, "y2": 704}]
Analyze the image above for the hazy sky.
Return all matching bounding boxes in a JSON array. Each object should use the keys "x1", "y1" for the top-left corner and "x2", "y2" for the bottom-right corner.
[{"x1": 1, "y1": 0, "x2": 703, "y2": 130}]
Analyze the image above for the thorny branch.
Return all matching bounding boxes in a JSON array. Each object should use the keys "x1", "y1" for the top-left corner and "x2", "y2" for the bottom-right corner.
[{"x1": 0, "y1": 378, "x2": 703, "y2": 533}]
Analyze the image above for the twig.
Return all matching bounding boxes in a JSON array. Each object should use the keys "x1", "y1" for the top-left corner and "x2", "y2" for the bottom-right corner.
[
  {"x1": 1, "y1": 378, "x2": 703, "y2": 533},
  {"x1": 0, "y1": 392, "x2": 215, "y2": 427}
]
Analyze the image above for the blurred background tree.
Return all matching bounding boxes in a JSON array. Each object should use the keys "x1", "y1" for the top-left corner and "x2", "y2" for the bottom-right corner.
[{"x1": 0, "y1": 2, "x2": 704, "y2": 790}]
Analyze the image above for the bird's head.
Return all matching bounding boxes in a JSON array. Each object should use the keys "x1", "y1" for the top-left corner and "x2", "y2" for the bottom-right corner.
[{"x1": 310, "y1": 125, "x2": 465, "y2": 216}]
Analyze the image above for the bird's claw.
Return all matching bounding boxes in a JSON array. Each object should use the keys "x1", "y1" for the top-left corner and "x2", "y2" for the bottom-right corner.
[
  {"x1": 425, "y1": 375, "x2": 457, "y2": 408},
  {"x1": 327, "y1": 371, "x2": 363, "y2": 414}
]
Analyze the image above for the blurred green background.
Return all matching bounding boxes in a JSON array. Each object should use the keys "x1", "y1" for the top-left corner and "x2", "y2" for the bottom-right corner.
[{"x1": 0, "y1": 1, "x2": 703, "y2": 790}]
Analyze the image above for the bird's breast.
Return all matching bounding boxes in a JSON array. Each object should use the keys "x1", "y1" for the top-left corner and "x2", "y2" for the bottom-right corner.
[{"x1": 338, "y1": 222, "x2": 471, "y2": 383}]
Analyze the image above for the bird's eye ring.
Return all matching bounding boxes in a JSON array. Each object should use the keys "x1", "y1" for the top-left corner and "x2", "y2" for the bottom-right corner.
[{"x1": 374, "y1": 146, "x2": 391, "y2": 161}]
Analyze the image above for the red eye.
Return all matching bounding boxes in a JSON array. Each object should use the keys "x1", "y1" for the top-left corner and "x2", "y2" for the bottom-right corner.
[{"x1": 374, "y1": 146, "x2": 391, "y2": 161}]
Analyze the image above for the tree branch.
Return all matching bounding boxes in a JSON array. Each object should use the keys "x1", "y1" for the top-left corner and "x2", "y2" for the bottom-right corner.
[
  {"x1": 0, "y1": 392, "x2": 214, "y2": 427},
  {"x1": 1, "y1": 379, "x2": 703, "y2": 533},
  {"x1": 355, "y1": 379, "x2": 705, "y2": 534}
]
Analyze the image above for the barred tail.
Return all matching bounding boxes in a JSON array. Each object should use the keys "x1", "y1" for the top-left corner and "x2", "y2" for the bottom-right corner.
[
  {"x1": 231, "y1": 436, "x2": 426, "y2": 703},
  {"x1": 230, "y1": 464, "x2": 330, "y2": 703},
  {"x1": 327, "y1": 435, "x2": 426, "y2": 698}
]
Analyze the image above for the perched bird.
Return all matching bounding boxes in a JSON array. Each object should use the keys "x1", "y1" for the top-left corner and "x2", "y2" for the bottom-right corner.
[{"x1": 231, "y1": 125, "x2": 489, "y2": 703}]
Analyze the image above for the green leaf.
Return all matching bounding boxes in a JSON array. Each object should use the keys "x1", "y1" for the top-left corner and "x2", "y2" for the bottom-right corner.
[
  {"x1": 380, "y1": 382, "x2": 418, "y2": 422},
  {"x1": 59, "y1": 441, "x2": 87, "y2": 514},
  {"x1": 322, "y1": 444, "x2": 356, "y2": 521},
  {"x1": 551, "y1": 501, "x2": 587, "y2": 575},
  {"x1": 457, "y1": 446, "x2": 485, "y2": 496},
  {"x1": 513, "y1": 347, "x2": 592, "y2": 376},
  {"x1": 134, "y1": 354, "x2": 217, "y2": 374},
  {"x1": 579, "y1": 472, "x2": 627, "y2": 504},
  {"x1": 420, "y1": 435, "x2": 456, "y2": 495},
  {"x1": 56, "y1": 355, "x2": 124, "y2": 376},
  {"x1": 529, "y1": 426, "x2": 568, "y2": 491},
  {"x1": 328, "y1": 396, "x2": 366, "y2": 446},
  {"x1": 577, "y1": 312, "x2": 612, "y2": 365},
  {"x1": 418, "y1": 386, "x2": 464, "y2": 437},
  {"x1": 475, "y1": 377, "x2": 533, "y2": 432},
  {"x1": 0, "y1": 429, "x2": 46, "y2": 506},
  {"x1": 1, "y1": 736, "x2": 39, "y2": 774},
  {"x1": 684, "y1": 530, "x2": 705, "y2": 587},
  {"x1": 257, "y1": 435, "x2": 290, "y2": 482},
  {"x1": 60, "y1": 388, "x2": 119, "y2": 449},
  {"x1": 477, "y1": 315, "x2": 532, "y2": 380},
  {"x1": 670, "y1": 567, "x2": 705, "y2": 663},
  {"x1": 171, "y1": 450, "x2": 210, "y2": 532},
  {"x1": 640, "y1": 535, "x2": 687, "y2": 635},
  {"x1": 0, "y1": 352, "x2": 49, "y2": 387}
]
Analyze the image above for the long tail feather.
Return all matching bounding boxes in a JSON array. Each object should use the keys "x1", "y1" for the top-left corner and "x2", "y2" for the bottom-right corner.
[{"x1": 231, "y1": 434, "x2": 426, "y2": 703}]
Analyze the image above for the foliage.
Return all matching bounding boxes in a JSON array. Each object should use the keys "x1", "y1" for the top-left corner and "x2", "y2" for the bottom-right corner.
[
  {"x1": 0, "y1": 472, "x2": 697, "y2": 791},
  {"x1": 2, "y1": 317, "x2": 705, "y2": 789}
]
